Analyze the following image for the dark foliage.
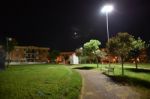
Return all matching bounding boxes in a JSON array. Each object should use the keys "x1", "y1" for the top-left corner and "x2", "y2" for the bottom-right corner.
[
  {"x1": 73, "y1": 66, "x2": 95, "y2": 70},
  {"x1": 107, "y1": 75, "x2": 150, "y2": 89}
]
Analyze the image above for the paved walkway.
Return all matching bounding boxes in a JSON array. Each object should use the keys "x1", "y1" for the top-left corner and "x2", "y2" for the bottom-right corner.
[{"x1": 76, "y1": 69, "x2": 140, "y2": 99}]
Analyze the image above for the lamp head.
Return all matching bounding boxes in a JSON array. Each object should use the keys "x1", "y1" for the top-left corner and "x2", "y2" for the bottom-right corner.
[{"x1": 101, "y1": 4, "x2": 114, "y2": 13}]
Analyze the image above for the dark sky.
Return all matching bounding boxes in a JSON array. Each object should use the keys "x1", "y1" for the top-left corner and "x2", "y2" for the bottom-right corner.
[{"x1": 0, "y1": 0, "x2": 150, "y2": 51}]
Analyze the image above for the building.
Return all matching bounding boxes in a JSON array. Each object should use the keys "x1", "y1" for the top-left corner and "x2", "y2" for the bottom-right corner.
[
  {"x1": 69, "y1": 53, "x2": 79, "y2": 64},
  {"x1": 10, "y1": 46, "x2": 49, "y2": 63},
  {"x1": 56, "y1": 52, "x2": 74, "y2": 64}
]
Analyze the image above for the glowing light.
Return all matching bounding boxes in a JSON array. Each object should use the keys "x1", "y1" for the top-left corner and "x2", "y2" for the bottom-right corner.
[
  {"x1": 101, "y1": 5, "x2": 114, "y2": 13},
  {"x1": 74, "y1": 32, "x2": 77, "y2": 35}
]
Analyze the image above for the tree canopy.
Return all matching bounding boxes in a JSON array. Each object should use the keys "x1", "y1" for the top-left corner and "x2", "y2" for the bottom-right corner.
[
  {"x1": 107, "y1": 32, "x2": 134, "y2": 75},
  {"x1": 84, "y1": 39, "x2": 101, "y2": 67},
  {"x1": 84, "y1": 40, "x2": 101, "y2": 52},
  {"x1": 48, "y1": 49, "x2": 60, "y2": 63},
  {"x1": 129, "y1": 37, "x2": 146, "y2": 69}
]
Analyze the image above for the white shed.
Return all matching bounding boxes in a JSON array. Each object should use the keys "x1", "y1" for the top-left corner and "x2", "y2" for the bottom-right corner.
[{"x1": 69, "y1": 53, "x2": 79, "y2": 64}]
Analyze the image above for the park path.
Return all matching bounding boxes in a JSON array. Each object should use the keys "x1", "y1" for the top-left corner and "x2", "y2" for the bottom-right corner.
[{"x1": 76, "y1": 69, "x2": 140, "y2": 99}]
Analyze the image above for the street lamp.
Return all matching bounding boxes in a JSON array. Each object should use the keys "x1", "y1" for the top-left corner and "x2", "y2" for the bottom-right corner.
[
  {"x1": 6, "y1": 37, "x2": 12, "y2": 66},
  {"x1": 101, "y1": 4, "x2": 114, "y2": 67},
  {"x1": 101, "y1": 4, "x2": 114, "y2": 41}
]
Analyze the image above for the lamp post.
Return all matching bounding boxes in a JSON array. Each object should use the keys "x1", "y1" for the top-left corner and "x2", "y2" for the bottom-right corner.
[
  {"x1": 101, "y1": 4, "x2": 114, "y2": 42},
  {"x1": 101, "y1": 5, "x2": 114, "y2": 67},
  {"x1": 6, "y1": 37, "x2": 12, "y2": 66}
]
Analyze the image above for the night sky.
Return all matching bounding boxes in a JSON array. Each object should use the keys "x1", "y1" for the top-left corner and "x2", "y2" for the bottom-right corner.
[{"x1": 0, "y1": 0, "x2": 150, "y2": 51}]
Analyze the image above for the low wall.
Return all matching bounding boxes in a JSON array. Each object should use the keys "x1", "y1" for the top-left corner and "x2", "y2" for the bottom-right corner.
[{"x1": 8, "y1": 62, "x2": 47, "y2": 65}]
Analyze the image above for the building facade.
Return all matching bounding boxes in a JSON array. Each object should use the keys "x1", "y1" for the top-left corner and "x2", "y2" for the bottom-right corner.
[{"x1": 10, "y1": 46, "x2": 49, "y2": 63}]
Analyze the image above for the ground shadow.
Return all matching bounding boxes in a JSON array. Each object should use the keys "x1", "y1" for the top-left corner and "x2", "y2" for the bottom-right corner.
[
  {"x1": 73, "y1": 66, "x2": 95, "y2": 70},
  {"x1": 106, "y1": 75, "x2": 150, "y2": 89},
  {"x1": 125, "y1": 68, "x2": 150, "y2": 74}
]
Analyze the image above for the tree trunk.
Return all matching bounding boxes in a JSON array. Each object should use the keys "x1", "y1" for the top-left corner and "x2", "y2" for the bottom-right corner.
[
  {"x1": 94, "y1": 50, "x2": 99, "y2": 68},
  {"x1": 135, "y1": 57, "x2": 138, "y2": 69},
  {"x1": 79, "y1": 56, "x2": 81, "y2": 64},
  {"x1": 108, "y1": 55, "x2": 111, "y2": 68},
  {"x1": 7, "y1": 59, "x2": 10, "y2": 68},
  {"x1": 7, "y1": 52, "x2": 11, "y2": 68},
  {"x1": 96, "y1": 57, "x2": 99, "y2": 68},
  {"x1": 121, "y1": 56, "x2": 124, "y2": 76}
]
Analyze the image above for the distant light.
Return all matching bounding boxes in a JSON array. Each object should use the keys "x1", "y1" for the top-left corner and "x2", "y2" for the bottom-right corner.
[
  {"x1": 8, "y1": 38, "x2": 12, "y2": 41},
  {"x1": 80, "y1": 47, "x2": 83, "y2": 50},
  {"x1": 7, "y1": 37, "x2": 12, "y2": 41},
  {"x1": 101, "y1": 5, "x2": 114, "y2": 13},
  {"x1": 74, "y1": 32, "x2": 77, "y2": 35}
]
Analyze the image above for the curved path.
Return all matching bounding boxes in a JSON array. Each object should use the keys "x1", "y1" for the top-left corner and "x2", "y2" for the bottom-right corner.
[{"x1": 76, "y1": 69, "x2": 140, "y2": 99}]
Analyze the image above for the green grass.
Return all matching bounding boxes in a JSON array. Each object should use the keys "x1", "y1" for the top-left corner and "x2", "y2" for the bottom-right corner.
[
  {"x1": 0, "y1": 64, "x2": 82, "y2": 99},
  {"x1": 76, "y1": 63, "x2": 150, "y2": 83}
]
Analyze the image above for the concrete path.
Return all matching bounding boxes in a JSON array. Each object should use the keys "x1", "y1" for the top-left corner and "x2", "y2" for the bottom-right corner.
[{"x1": 76, "y1": 69, "x2": 140, "y2": 99}]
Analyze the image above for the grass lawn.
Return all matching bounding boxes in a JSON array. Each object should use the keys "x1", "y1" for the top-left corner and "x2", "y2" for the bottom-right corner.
[
  {"x1": 73, "y1": 63, "x2": 150, "y2": 98},
  {"x1": 0, "y1": 64, "x2": 82, "y2": 99},
  {"x1": 77, "y1": 63, "x2": 150, "y2": 82}
]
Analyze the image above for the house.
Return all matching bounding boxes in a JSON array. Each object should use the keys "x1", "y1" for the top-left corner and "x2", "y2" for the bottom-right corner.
[{"x1": 69, "y1": 53, "x2": 79, "y2": 64}]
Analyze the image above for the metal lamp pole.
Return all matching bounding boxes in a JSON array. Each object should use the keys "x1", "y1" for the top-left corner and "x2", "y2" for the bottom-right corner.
[
  {"x1": 101, "y1": 4, "x2": 114, "y2": 67},
  {"x1": 6, "y1": 37, "x2": 12, "y2": 67},
  {"x1": 106, "y1": 12, "x2": 110, "y2": 42},
  {"x1": 101, "y1": 4, "x2": 113, "y2": 42}
]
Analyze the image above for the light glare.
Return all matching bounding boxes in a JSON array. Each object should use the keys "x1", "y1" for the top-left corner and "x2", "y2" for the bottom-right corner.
[{"x1": 101, "y1": 5, "x2": 114, "y2": 13}]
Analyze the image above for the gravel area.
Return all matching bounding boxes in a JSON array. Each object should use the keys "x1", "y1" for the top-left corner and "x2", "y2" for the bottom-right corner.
[{"x1": 76, "y1": 70, "x2": 140, "y2": 99}]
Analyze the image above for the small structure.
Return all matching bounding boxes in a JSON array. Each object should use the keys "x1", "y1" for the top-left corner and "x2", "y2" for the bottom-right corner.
[{"x1": 69, "y1": 53, "x2": 79, "y2": 64}]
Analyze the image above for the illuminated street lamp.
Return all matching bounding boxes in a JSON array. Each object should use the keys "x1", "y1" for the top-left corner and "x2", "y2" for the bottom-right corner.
[
  {"x1": 101, "y1": 4, "x2": 114, "y2": 67},
  {"x1": 101, "y1": 4, "x2": 114, "y2": 41},
  {"x1": 6, "y1": 37, "x2": 12, "y2": 66},
  {"x1": 6, "y1": 37, "x2": 12, "y2": 52}
]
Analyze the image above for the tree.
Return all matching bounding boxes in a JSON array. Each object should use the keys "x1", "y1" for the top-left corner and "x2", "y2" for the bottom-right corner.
[
  {"x1": 83, "y1": 39, "x2": 101, "y2": 68},
  {"x1": 95, "y1": 50, "x2": 107, "y2": 63},
  {"x1": 63, "y1": 54, "x2": 69, "y2": 64},
  {"x1": 129, "y1": 37, "x2": 145, "y2": 69},
  {"x1": 48, "y1": 49, "x2": 60, "y2": 63},
  {"x1": 107, "y1": 32, "x2": 134, "y2": 75}
]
